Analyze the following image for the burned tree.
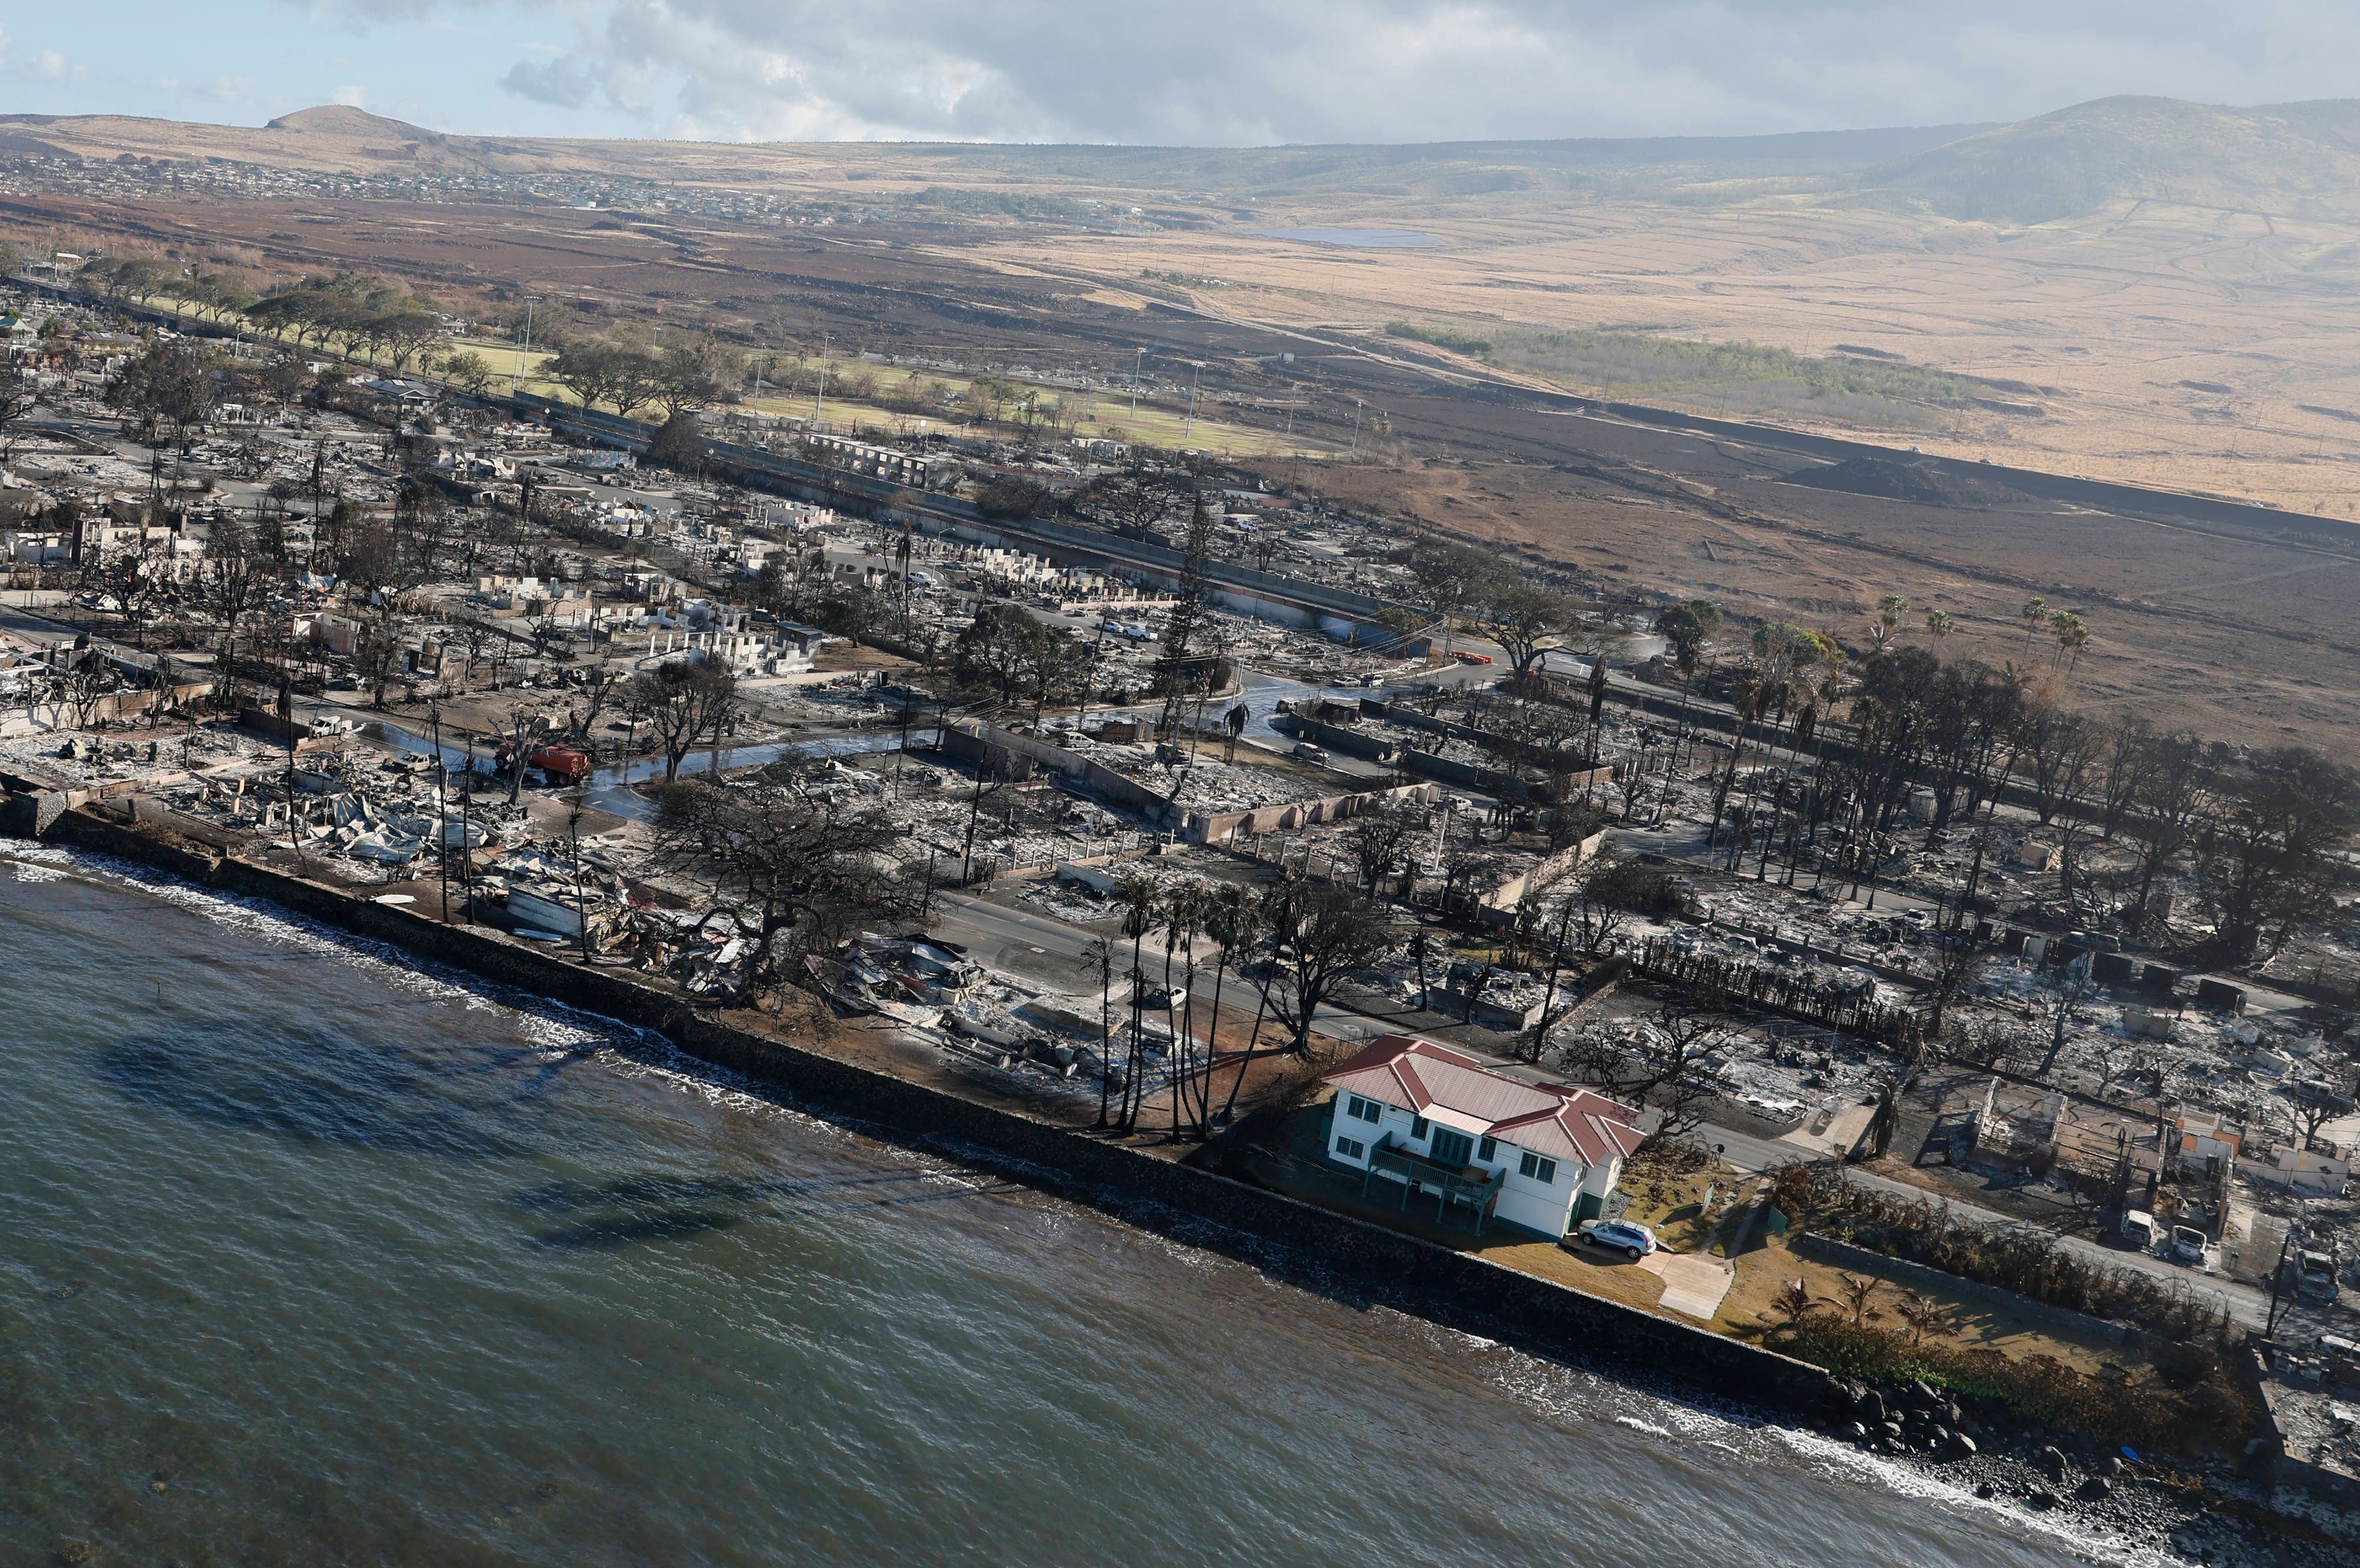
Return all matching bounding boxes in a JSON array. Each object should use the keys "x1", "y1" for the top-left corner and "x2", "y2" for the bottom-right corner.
[
  {"x1": 2191, "y1": 747, "x2": 2360, "y2": 964},
  {"x1": 1248, "y1": 880, "x2": 1397, "y2": 1056},
  {"x1": 1560, "y1": 993, "x2": 1735, "y2": 1143},
  {"x1": 650, "y1": 767, "x2": 926, "y2": 1007},
  {"x1": 1343, "y1": 798, "x2": 1424, "y2": 898},
  {"x1": 627, "y1": 660, "x2": 740, "y2": 782}
]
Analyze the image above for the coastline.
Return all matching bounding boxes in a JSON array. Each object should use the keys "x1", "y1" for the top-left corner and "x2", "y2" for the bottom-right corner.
[{"x1": 11, "y1": 809, "x2": 2355, "y2": 1564}]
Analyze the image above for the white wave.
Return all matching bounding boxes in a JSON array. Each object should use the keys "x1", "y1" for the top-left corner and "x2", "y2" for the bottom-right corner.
[
  {"x1": 1768, "y1": 1425, "x2": 2185, "y2": 1568},
  {"x1": 6, "y1": 841, "x2": 638, "y2": 1055}
]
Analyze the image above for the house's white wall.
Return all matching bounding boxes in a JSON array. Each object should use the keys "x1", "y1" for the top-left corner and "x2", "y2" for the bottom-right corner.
[
  {"x1": 1325, "y1": 1093, "x2": 1591, "y2": 1239},
  {"x1": 1493, "y1": 1153, "x2": 1583, "y2": 1238},
  {"x1": 1325, "y1": 1093, "x2": 1402, "y2": 1168}
]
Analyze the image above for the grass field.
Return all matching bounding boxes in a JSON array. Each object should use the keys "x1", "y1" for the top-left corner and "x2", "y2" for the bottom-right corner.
[
  {"x1": 743, "y1": 363, "x2": 1330, "y2": 457},
  {"x1": 144, "y1": 299, "x2": 1322, "y2": 457}
]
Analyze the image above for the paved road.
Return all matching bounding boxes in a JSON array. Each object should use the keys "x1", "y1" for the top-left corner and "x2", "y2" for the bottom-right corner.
[{"x1": 932, "y1": 874, "x2": 2284, "y2": 1331}]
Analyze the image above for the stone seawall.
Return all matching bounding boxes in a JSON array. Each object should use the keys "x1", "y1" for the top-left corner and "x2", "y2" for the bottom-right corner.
[{"x1": 34, "y1": 808, "x2": 1837, "y2": 1420}]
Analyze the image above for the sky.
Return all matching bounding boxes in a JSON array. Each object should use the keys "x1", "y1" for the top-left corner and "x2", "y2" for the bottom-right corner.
[{"x1": 2, "y1": 1, "x2": 2357, "y2": 146}]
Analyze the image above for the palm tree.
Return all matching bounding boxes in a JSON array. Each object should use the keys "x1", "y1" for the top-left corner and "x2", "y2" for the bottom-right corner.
[
  {"x1": 1089, "y1": 936, "x2": 1116, "y2": 1128},
  {"x1": 1199, "y1": 884, "x2": 1258, "y2": 1134},
  {"x1": 1115, "y1": 877, "x2": 1161, "y2": 1131},
  {"x1": 1709, "y1": 668, "x2": 1765, "y2": 851},
  {"x1": 1761, "y1": 1278, "x2": 1828, "y2": 1334},
  {"x1": 1867, "y1": 594, "x2": 1909, "y2": 657},
  {"x1": 1923, "y1": 608, "x2": 1954, "y2": 656},
  {"x1": 1161, "y1": 884, "x2": 1210, "y2": 1142},
  {"x1": 1894, "y1": 1289, "x2": 1959, "y2": 1347},
  {"x1": 1831, "y1": 1271, "x2": 1884, "y2": 1328},
  {"x1": 2019, "y1": 596, "x2": 2048, "y2": 658},
  {"x1": 2051, "y1": 612, "x2": 2092, "y2": 681},
  {"x1": 1217, "y1": 885, "x2": 1284, "y2": 1128}
]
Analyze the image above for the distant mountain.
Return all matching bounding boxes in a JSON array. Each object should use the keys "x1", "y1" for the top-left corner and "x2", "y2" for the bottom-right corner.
[
  {"x1": 0, "y1": 103, "x2": 1997, "y2": 198},
  {"x1": 264, "y1": 106, "x2": 441, "y2": 140},
  {"x1": 1859, "y1": 96, "x2": 2360, "y2": 223},
  {"x1": 13, "y1": 97, "x2": 2360, "y2": 227}
]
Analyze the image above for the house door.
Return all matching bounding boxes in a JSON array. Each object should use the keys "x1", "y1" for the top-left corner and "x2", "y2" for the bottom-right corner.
[{"x1": 1430, "y1": 1128, "x2": 1474, "y2": 1169}]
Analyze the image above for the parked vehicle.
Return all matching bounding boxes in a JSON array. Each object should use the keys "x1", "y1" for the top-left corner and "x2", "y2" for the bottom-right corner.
[
  {"x1": 1451, "y1": 650, "x2": 1494, "y2": 665},
  {"x1": 2318, "y1": 1332, "x2": 2360, "y2": 1384},
  {"x1": 2121, "y1": 1209, "x2": 2161, "y2": 1252},
  {"x1": 2292, "y1": 1247, "x2": 2342, "y2": 1304},
  {"x1": 1293, "y1": 743, "x2": 1332, "y2": 765},
  {"x1": 495, "y1": 739, "x2": 592, "y2": 786},
  {"x1": 2169, "y1": 1225, "x2": 2210, "y2": 1267},
  {"x1": 1575, "y1": 1220, "x2": 1658, "y2": 1259}
]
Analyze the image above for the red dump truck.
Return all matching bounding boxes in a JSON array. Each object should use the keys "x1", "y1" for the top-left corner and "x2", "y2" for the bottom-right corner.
[{"x1": 494, "y1": 739, "x2": 592, "y2": 786}]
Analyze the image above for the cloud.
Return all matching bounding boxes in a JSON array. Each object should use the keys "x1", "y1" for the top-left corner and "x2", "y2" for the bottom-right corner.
[
  {"x1": 334, "y1": 82, "x2": 366, "y2": 107},
  {"x1": 38, "y1": 49, "x2": 64, "y2": 78},
  {"x1": 306, "y1": 2, "x2": 2360, "y2": 144},
  {"x1": 503, "y1": 53, "x2": 599, "y2": 110}
]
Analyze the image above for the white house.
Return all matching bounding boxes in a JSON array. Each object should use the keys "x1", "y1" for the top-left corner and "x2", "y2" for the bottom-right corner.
[{"x1": 1323, "y1": 1035, "x2": 1643, "y2": 1239}]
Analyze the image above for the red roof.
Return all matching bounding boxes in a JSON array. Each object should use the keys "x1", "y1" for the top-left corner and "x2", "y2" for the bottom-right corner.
[{"x1": 1324, "y1": 1035, "x2": 1643, "y2": 1167}]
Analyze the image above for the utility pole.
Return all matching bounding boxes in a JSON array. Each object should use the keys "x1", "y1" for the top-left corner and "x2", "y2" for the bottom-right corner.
[
  {"x1": 458, "y1": 730, "x2": 476, "y2": 923},
  {"x1": 1130, "y1": 347, "x2": 1145, "y2": 416},
  {"x1": 814, "y1": 332, "x2": 830, "y2": 422},
  {"x1": 432, "y1": 702, "x2": 450, "y2": 923},
  {"x1": 1183, "y1": 360, "x2": 1201, "y2": 442},
  {"x1": 2264, "y1": 1222, "x2": 2297, "y2": 1340},
  {"x1": 278, "y1": 675, "x2": 304, "y2": 870},
  {"x1": 513, "y1": 297, "x2": 534, "y2": 394},
  {"x1": 567, "y1": 796, "x2": 591, "y2": 963}
]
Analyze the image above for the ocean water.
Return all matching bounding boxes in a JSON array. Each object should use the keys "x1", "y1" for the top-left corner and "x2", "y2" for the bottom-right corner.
[{"x1": 0, "y1": 844, "x2": 2140, "y2": 1567}]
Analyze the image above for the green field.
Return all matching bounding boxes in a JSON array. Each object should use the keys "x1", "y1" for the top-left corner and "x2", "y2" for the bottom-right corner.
[
  {"x1": 743, "y1": 359, "x2": 1330, "y2": 458},
  {"x1": 137, "y1": 296, "x2": 1325, "y2": 455}
]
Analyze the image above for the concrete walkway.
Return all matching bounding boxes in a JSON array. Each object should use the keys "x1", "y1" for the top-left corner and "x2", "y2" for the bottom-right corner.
[{"x1": 1641, "y1": 1249, "x2": 1734, "y2": 1319}]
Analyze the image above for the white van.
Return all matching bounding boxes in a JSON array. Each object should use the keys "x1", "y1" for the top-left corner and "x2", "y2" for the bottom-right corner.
[{"x1": 1294, "y1": 743, "x2": 1332, "y2": 765}]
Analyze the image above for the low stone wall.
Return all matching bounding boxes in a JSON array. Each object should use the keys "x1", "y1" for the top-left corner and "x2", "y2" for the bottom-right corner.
[
  {"x1": 1480, "y1": 829, "x2": 1610, "y2": 916},
  {"x1": 1361, "y1": 698, "x2": 1613, "y2": 795},
  {"x1": 32, "y1": 805, "x2": 1838, "y2": 1421},
  {"x1": 939, "y1": 717, "x2": 1174, "y2": 823},
  {"x1": 2276, "y1": 1451, "x2": 2360, "y2": 1513},
  {"x1": 1793, "y1": 1232, "x2": 2133, "y2": 1346},
  {"x1": 1186, "y1": 779, "x2": 1438, "y2": 845}
]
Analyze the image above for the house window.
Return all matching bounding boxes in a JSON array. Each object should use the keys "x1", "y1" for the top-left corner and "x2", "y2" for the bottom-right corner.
[
  {"x1": 1334, "y1": 1136, "x2": 1366, "y2": 1160},
  {"x1": 1519, "y1": 1152, "x2": 1558, "y2": 1184},
  {"x1": 1477, "y1": 1136, "x2": 1497, "y2": 1163},
  {"x1": 1410, "y1": 1116, "x2": 1430, "y2": 1141},
  {"x1": 1348, "y1": 1095, "x2": 1382, "y2": 1125}
]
